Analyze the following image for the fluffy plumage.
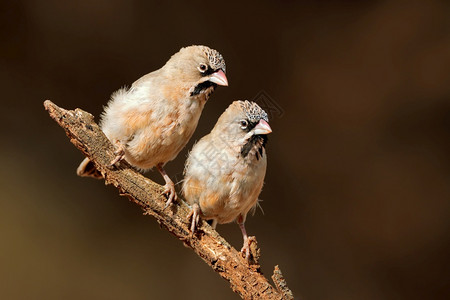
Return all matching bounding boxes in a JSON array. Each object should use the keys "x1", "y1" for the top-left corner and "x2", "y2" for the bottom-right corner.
[
  {"x1": 77, "y1": 45, "x2": 228, "y2": 206},
  {"x1": 183, "y1": 100, "x2": 272, "y2": 260}
]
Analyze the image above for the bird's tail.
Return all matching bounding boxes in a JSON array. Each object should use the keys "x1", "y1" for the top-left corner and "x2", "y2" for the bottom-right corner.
[{"x1": 76, "y1": 157, "x2": 103, "y2": 179}]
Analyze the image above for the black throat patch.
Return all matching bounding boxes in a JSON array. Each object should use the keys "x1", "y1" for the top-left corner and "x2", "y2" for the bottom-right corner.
[
  {"x1": 240, "y1": 135, "x2": 268, "y2": 160},
  {"x1": 190, "y1": 81, "x2": 217, "y2": 96}
]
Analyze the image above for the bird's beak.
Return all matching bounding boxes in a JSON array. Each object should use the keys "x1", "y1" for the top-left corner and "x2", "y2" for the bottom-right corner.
[
  {"x1": 208, "y1": 69, "x2": 228, "y2": 86},
  {"x1": 253, "y1": 119, "x2": 272, "y2": 135}
]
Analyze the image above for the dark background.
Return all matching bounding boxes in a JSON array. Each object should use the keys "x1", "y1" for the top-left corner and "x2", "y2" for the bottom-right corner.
[{"x1": 1, "y1": 0, "x2": 449, "y2": 299}]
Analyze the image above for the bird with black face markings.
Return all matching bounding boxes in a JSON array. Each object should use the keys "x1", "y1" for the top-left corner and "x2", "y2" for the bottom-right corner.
[
  {"x1": 183, "y1": 100, "x2": 272, "y2": 261},
  {"x1": 77, "y1": 45, "x2": 228, "y2": 207}
]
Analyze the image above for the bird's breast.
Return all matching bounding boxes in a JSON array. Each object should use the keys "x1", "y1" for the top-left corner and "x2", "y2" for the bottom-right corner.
[
  {"x1": 190, "y1": 148, "x2": 266, "y2": 224},
  {"x1": 125, "y1": 97, "x2": 204, "y2": 169}
]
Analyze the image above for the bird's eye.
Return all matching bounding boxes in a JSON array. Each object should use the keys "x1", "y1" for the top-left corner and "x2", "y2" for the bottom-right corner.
[
  {"x1": 240, "y1": 120, "x2": 248, "y2": 129},
  {"x1": 198, "y1": 63, "x2": 208, "y2": 73}
]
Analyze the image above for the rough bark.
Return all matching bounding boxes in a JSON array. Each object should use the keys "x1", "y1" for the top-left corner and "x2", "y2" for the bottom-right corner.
[{"x1": 44, "y1": 100, "x2": 294, "y2": 300}]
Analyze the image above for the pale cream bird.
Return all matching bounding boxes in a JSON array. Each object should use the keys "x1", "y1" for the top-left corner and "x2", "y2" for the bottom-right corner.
[
  {"x1": 77, "y1": 45, "x2": 228, "y2": 206},
  {"x1": 183, "y1": 100, "x2": 272, "y2": 260}
]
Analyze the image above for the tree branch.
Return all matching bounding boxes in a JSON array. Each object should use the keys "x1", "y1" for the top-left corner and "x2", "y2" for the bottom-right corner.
[{"x1": 44, "y1": 100, "x2": 294, "y2": 300}]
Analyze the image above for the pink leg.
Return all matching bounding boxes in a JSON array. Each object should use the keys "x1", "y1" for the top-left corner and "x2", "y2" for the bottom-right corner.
[
  {"x1": 156, "y1": 163, "x2": 177, "y2": 208},
  {"x1": 237, "y1": 215, "x2": 250, "y2": 261},
  {"x1": 211, "y1": 219, "x2": 218, "y2": 230},
  {"x1": 109, "y1": 141, "x2": 126, "y2": 167},
  {"x1": 187, "y1": 203, "x2": 200, "y2": 235}
]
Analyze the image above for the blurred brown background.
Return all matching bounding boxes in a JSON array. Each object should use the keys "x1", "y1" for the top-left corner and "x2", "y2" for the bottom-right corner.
[{"x1": 1, "y1": 0, "x2": 449, "y2": 299}]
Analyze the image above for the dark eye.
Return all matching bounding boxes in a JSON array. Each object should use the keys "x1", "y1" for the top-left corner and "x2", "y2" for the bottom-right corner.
[
  {"x1": 198, "y1": 63, "x2": 208, "y2": 73},
  {"x1": 240, "y1": 120, "x2": 248, "y2": 129}
]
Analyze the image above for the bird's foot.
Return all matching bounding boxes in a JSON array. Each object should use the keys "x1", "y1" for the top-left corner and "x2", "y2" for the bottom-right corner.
[
  {"x1": 162, "y1": 181, "x2": 177, "y2": 209},
  {"x1": 109, "y1": 142, "x2": 126, "y2": 167},
  {"x1": 241, "y1": 238, "x2": 251, "y2": 262},
  {"x1": 187, "y1": 203, "x2": 200, "y2": 236},
  {"x1": 156, "y1": 163, "x2": 178, "y2": 209}
]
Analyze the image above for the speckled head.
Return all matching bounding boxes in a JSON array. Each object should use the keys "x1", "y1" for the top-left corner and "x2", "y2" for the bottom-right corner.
[
  {"x1": 200, "y1": 46, "x2": 226, "y2": 73},
  {"x1": 165, "y1": 45, "x2": 228, "y2": 98},
  {"x1": 238, "y1": 100, "x2": 269, "y2": 124},
  {"x1": 212, "y1": 100, "x2": 272, "y2": 150}
]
